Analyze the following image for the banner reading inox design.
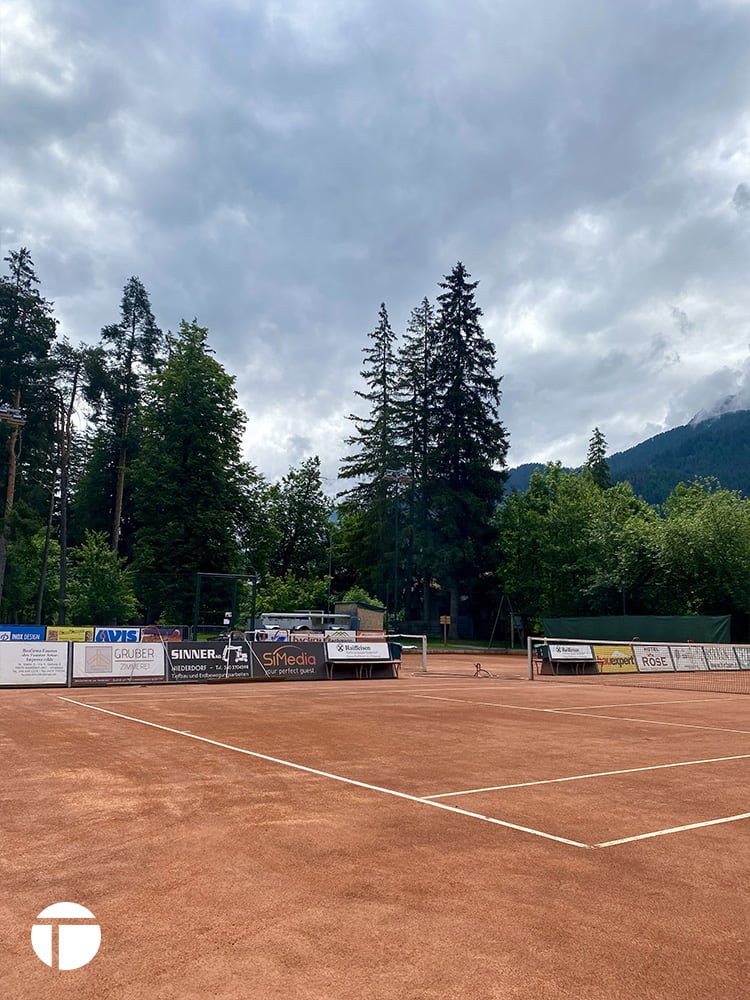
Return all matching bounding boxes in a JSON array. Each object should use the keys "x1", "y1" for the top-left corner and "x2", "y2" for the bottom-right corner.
[
  {"x1": 0, "y1": 625, "x2": 46, "y2": 641},
  {"x1": 72, "y1": 643, "x2": 165, "y2": 684},
  {"x1": 166, "y1": 641, "x2": 252, "y2": 682},
  {"x1": 251, "y1": 642, "x2": 327, "y2": 680}
]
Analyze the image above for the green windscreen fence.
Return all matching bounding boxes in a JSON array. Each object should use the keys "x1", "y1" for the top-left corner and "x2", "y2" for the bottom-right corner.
[{"x1": 542, "y1": 615, "x2": 731, "y2": 644}]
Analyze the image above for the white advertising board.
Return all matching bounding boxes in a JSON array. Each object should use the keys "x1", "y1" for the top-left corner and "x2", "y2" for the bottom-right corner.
[
  {"x1": 72, "y1": 643, "x2": 165, "y2": 684},
  {"x1": 548, "y1": 643, "x2": 594, "y2": 660},
  {"x1": 326, "y1": 641, "x2": 391, "y2": 661},
  {"x1": 634, "y1": 645, "x2": 674, "y2": 673},
  {"x1": 703, "y1": 645, "x2": 740, "y2": 671},
  {"x1": 0, "y1": 642, "x2": 68, "y2": 686},
  {"x1": 670, "y1": 645, "x2": 708, "y2": 671}
]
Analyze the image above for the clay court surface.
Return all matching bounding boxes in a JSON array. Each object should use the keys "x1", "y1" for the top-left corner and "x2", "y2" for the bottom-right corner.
[{"x1": 2, "y1": 651, "x2": 749, "y2": 999}]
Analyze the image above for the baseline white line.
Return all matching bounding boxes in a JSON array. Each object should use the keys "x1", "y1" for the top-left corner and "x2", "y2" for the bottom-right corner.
[
  {"x1": 58, "y1": 697, "x2": 590, "y2": 849},
  {"x1": 411, "y1": 695, "x2": 750, "y2": 736},
  {"x1": 422, "y1": 752, "x2": 750, "y2": 798},
  {"x1": 597, "y1": 813, "x2": 750, "y2": 848}
]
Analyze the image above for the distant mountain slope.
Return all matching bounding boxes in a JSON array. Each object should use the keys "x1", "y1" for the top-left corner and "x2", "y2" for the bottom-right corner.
[{"x1": 505, "y1": 410, "x2": 750, "y2": 505}]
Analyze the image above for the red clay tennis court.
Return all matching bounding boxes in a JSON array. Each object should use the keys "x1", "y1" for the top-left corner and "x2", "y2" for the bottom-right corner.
[{"x1": 3, "y1": 652, "x2": 749, "y2": 999}]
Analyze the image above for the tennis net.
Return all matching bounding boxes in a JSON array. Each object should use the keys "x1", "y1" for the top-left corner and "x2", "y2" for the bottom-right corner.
[{"x1": 528, "y1": 637, "x2": 750, "y2": 695}]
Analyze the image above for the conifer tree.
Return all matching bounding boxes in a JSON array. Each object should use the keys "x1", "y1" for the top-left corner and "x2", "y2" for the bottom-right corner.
[
  {"x1": 426, "y1": 262, "x2": 508, "y2": 634},
  {"x1": 584, "y1": 427, "x2": 611, "y2": 489}
]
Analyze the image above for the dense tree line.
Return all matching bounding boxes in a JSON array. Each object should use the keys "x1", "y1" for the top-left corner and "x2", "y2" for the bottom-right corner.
[{"x1": 2, "y1": 248, "x2": 750, "y2": 638}]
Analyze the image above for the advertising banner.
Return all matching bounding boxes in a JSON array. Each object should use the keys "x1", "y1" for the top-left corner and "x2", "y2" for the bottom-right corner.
[
  {"x1": 0, "y1": 625, "x2": 46, "y2": 641},
  {"x1": 671, "y1": 645, "x2": 708, "y2": 671},
  {"x1": 140, "y1": 626, "x2": 185, "y2": 642},
  {"x1": 72, "y1": 643, "x2": 165, "y2": 684},
  {"x1": 634, "y1": 645, "x2": 674, "y2": 673},
  {"x1": 704, "y1": 645, "x2": 740, "y2": 671},
  {"x1": 47, "y1": 626, "x2": 94, "y2": 642},
  {"x1": 94, "y1": 627, "x2": 141, "y2": 643},
  {"x1": 166, "y1": 641, "x2": 252, "y2": 682},
  {"x1": 735, "y1": 647, "x2": 750, "y2": 670},
  {"x1": 0, "y1": 642, "x2": 68, "y2": 686},
  {"x1": 251, "y1": 642, "x2": 328, "y2": 680},
  {"x1": 593, "y1": 644, "x2": 638, "y2": 674},
  {"x1": 548, "y1": 643, "x2": 594, "y2": 661},
  {"x1": 325, "y1": 630, "x2": 358, "y2": 641},
  {"x1": 325, "y1": 641, "x2": 390, "y2": 661}
]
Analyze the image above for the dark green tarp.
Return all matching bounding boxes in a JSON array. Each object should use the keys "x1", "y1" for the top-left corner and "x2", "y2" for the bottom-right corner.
[{"x1": 542, "y1": 615, "x2": 731, "y2": 643}]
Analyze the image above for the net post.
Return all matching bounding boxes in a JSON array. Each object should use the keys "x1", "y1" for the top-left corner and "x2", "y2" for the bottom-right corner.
[
  {"x1": 527, "y1": 635, "x2": 534, "y2": 680},
  {"x1": 421, "y1": 634, "x2": 427, "y2": 673}
]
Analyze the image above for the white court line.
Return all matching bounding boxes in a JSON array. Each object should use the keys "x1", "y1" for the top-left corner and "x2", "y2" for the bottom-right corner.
[
  {"x1": 423, "y1": 752, "x2": 750, "y2": 798},
  {"x1": 553, "y1": 697, "x2": 733, "y2": 710},
  {"x1": 412, "y1": 695, "x2": 750, "y2": 736},
  {"x1": 58, "y1": 696, "x2": 590, "y2": 849},
  {"x1": 597, "y1": 813, "x2": 750, "y2": 848}
]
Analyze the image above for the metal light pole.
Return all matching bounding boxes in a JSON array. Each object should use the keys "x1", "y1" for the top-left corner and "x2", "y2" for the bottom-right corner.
[{"x1": 383, "y1": 468, "x2": 411, "y2": 627}]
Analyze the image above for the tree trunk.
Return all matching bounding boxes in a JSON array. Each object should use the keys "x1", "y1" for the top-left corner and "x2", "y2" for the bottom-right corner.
[{"x1": 0, "y1": 390, "x2": 22, "y2": 610}]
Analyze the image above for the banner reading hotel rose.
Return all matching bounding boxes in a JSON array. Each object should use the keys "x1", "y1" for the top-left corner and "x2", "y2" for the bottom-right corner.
[
  {"x1": 251, "y1": 642, "x2": 327, "y2": 680},
  {"x1": 634, "y1": 644, "x2": 674, "y2": 672},
  {"x1": 166, "y1": 641, "x2": 251, "y2": 681},
  {"x1": 0, "y1": 642, "x2": 68, "y2": 685},
  {"x1": 72, "y1": 643, "x2": 165, "y2": 684}
]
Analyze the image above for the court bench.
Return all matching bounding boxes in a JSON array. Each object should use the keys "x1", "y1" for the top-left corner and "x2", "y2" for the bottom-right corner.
[{"x1": 532, "y1": 644, "x2": 598, "y2": 676}]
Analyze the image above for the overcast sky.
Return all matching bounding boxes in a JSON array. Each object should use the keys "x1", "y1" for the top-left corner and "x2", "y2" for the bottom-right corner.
[{"x1": 3, "y1": 0, "x2": 749, "y2": 490}]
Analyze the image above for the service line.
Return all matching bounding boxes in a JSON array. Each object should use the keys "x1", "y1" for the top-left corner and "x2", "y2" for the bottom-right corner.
[
  {"x1": 411, "y1": 694, "x2": 750, "y2": 736},
  {"x1": 58, "y1": 696, "x2": 590, "y2": 849},
  {"x1": 597, "y1": 812, "x2": 750, "y2": 848},
  {"x1": 422, "y1": 752, "x2": 750, "y2": 799}
]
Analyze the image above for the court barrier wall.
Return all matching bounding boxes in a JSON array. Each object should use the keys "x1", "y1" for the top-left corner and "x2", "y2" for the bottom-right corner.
[
  {"x1": 529, "y1": 638, "x2": 750, "y2": 678},
  {"x1": 0, "y1": 636, "x2": 400, "y2": 687}
]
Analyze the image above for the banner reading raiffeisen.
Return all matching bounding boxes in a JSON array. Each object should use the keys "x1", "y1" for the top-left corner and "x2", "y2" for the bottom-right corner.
[
  {"x1": 94, "y1": 627, "x2": 141, "y2": 642},
  {"x1": 592, "y1": 644, "x2": 637, "y2": 673},
  {"x1": 0, "y1": 625, "x2": 46, "y2": 641},
  {"x1": 634, "y1": 644, "x2": 674, "y2": 672},
  {"x1": 46, "y1": 626, "x2": 94, "y2": 642},
  {"x1": 326, "y1": 641, "x2": 391, "y2": 661},
  {"x1": 71, "y1": 643, "x2": 165, "y2": 684},
  {"x1": 548, "y1": 643, "x2": 594, "y2": 660},
  {"x1": 0, "y1": 642, "x2": 68, "y2": 685}
]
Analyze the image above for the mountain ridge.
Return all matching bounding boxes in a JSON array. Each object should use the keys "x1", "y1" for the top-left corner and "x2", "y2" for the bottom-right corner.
[{"x1": 506, "y1": 409, "x2": 750, "y2": 505}]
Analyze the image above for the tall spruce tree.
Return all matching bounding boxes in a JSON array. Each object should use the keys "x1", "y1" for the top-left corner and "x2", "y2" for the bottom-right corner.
[
  {"x1": 393, "y1": 297, "x2": 437, "y2": 619},
  {"x1": 131, "y1": 320, "x2": 256, "y2": 623},
  {"x1": 584, "y1": 427, "x2": 611, "y2": 489},
  {"x1": 426, "y1": 262, "x2": 508, "y2": 635},
  {"x1": 0, "y1": 248, "x2": 58, "y2": 613},
  {"x1": 82, "y1": 276, "x2": 164, "y2": 556},
  {"x1": 339, "y1": 303, "x2": 402, "y2": 604}
]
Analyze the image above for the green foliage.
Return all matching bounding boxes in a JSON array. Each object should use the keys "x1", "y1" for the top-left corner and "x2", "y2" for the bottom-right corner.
[
  {"x1": 584, "y1": 426, "x2": 611, "y2": 489},
  {"x1": 253, "y1": 572, "x2": 330, "y2": 617},
  {"x1": 131, "y1": 319, "x2": 261, "y2": 623},
  {"x1": 66, "y1": 530, "x2": 136, "y2": 625},
  {"x1": 339, "y1": 586, "x2": 384, "y2": 608},
  {"x1": 266, "y1": 457, "x2": 331, "y2": 578}
]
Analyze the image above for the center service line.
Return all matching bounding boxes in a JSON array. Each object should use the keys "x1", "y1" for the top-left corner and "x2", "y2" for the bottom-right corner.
[{"x1": 58, "y1": 696, "x2": 590, "y2": 849}]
